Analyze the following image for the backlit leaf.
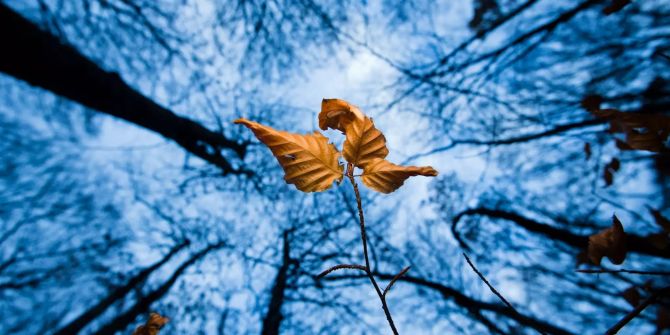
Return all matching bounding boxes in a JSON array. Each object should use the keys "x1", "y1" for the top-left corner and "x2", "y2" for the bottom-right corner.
[
  {"x1": 133, "y1": 313, "x2": 169, "y2": 335},
  {"x1": 319, "y1": 98, "x2": 364, "y2": 132},
  {"x1": 343, "y1": 116, "x2": 389, "y2": 168},
  {"x1": 587, "y1": 215, "x2": 627, "y2": 265},
  {"x1": 235, "y1": 118, "x2": 343, "y2": 192},
  {"x1": 361, "y1": 159, "x2": 438, "y2": 194}
]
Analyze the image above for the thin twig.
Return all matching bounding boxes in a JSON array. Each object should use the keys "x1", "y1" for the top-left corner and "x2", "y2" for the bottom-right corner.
[
  {"x1": 604, "y1": 286, "x2": 670, "y2": 335},
  {"x1": 383, "y1": 266, "x2": 411, "y2": 298},
  {"x1": 463, "y1": 253, "x2": 547, "y2": 335},
  {"x1": 317, "y1": 264, "x2": 367, "y2": 278},
  {"x1": 577, "y1": 268, "x2": 670, "y2": 276},
  {"x1": 346, "y1": 163, "x2": 400, "y2": 335}
]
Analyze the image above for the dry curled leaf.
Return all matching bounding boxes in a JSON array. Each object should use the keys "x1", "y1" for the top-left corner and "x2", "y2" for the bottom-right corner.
[
  {"x1": 133, "y1": 313, "x2": 169, "y2": 335},
  {"x1": 622, "y1": 286, "x2": 640, "y2": 307},
  {"x1": 587, "y1": 215, "x2": 627, "y2": 265},
  {"x1": 235, "y1": 118, "x2": 343, "y2": 192},
  {"x1": 343, "y1": 116, "x2": 389, "y2": 168},
  {"x1": 319, "y1": 98, "x2": 364, "y2": 132},
  {"x1": 589, "y1": 108, "x2": 670, "y2": 152},
  {"x1": 361, "y1": 158, "x2": 438, "y2": 194}
]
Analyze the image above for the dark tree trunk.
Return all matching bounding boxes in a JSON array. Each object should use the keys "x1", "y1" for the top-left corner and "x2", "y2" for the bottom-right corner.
[
  {"x1": 53, "y1": 240, "x2": 189, "y2": 335},
  {"x1": 0, "y1": 3, "x2": 247, "y2": 174},
  {"x1": 261, "y1": 232, "x2": 292, "y2": 335},
  {"x1": 95, "y1": 242, "x2": 226, "y2": 335}
]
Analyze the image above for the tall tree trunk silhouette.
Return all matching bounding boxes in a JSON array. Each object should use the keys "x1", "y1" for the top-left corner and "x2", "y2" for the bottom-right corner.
[
  {"x1": 261, "y1": 232, "x2": 292, "y2": 335},
  {"x1": 94, "y1": 242, "x2": 227, "y2": 335},
  {"x1": 0, "y1": 3, "x2": 247, "y2": 174},
  {"x1": 53, "y1": 240, "x2": 189, "y2": 335}
]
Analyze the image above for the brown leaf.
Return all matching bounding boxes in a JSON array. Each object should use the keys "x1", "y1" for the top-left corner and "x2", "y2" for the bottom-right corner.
[
  {"x1": 319, "y1": 98, "x2": 365, "y2": 132},
  {"x1": 587, "y1": 215, "x2": 627, "y2": 265},
  {"x1": 343, "y1": 116, "x2": 389, "y2": 168},
  {"x1": 592, "y1": 108, "x2": 670, "y2": 152},
  {"x1": 234, "y1": 118, "x2": 344, "y2": 192},
  {"x1": 626, "y1": 129, "x2": 667, "y2": 152},
  {"x1": 603, "y1": 0, "x2": 631, "y2": 15},
  {"x1": 649, "y1": 208, "x2": 670, "y2": 233},
  {"x1": 361, "y1": 159, "x2": 438, "y2": 194},
  {"x1": 622, "y1": 286, "x2": 640, "y2": 307},
  {"x1": 133, "y1": 313, "x2": 169, "y2": 335}
]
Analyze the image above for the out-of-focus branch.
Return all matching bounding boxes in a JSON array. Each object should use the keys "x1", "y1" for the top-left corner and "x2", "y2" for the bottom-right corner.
[
  {"x1": 0, "y1": 3, "x2": 249, "y2": 175},
  {"x1": 452, "y1": 207, "x2": 670, "y2": 259}
]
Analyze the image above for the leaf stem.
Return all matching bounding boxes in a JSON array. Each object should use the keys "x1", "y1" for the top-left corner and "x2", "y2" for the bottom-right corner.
[{"x1": 346, "y1": 163, "x2": 400, "y2": 335}]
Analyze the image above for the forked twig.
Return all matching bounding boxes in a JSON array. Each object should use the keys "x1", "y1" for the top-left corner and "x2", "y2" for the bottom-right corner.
[
  {"x1": 346, "y1": 163, "x2": 401, "y2": 335},
  {"x1": 463, "y1": 253, "x2": 547, "y2": 335},
  {"x1": 318, "y1": 163, "x2": 406, "y2": 335},
  {"x1": 383, "y1": 266, "x2": 411, "y2": 298}
]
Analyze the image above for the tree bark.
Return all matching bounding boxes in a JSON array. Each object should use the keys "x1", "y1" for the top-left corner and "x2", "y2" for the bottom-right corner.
[{"x1": 0, "y1": 3, "x2": 247, "y2": 174}]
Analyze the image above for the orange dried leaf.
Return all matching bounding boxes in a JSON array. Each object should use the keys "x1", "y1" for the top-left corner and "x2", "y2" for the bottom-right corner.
[
  {"x1": 343, "y1": 116, "x2": 389, "y2": 168},
  {"x1": 319, "y1": 98, "x2": 364, "y2": 132},
  {"x1": 133, "y1": 313, "x2": 169, "y2": 335},
  {"x1": 361, "y1": 159, "x2": 438, "y2": 194},
  {"x1": 234, "y1": 118, "x2": 343, "y2": 192},
  {"x1": 587, "y1": 215, "x2": 627, "y2": 265}
]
